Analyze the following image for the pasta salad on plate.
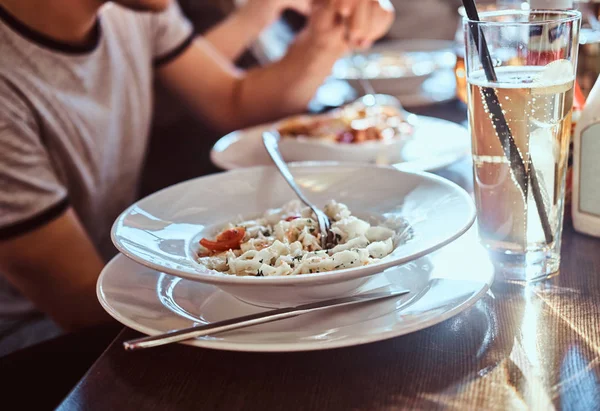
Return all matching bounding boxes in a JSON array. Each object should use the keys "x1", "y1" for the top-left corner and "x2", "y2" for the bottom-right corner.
[{"x1": 197, "y1": 200, "x2": 410, "y2": 277}]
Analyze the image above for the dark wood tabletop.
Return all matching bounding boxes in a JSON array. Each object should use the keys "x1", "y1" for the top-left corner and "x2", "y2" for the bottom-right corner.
[{"x1": 58, "y1": 101, "x2": 600, "y2": 411}]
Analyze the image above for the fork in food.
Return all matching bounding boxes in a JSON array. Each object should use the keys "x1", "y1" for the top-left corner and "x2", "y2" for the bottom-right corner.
[{"x1": 262, "y1": 131, "x2": 334, "y2": 249}]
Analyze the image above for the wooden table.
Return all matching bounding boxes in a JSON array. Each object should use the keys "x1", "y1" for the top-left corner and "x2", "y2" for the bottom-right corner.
[{"x1": 58, "y1": 102, "x2": 600, "y2": 411}]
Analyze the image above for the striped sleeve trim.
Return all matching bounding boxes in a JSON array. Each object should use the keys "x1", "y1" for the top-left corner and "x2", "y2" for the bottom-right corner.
[
  {"x1": 153, "y1": 31, "x2": 195, "y2": 68},
  {"x1": 0, "y1": 198, "x2": 70, "y2": 241}
]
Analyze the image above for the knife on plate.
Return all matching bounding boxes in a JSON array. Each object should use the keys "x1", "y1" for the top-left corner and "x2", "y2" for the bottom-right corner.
[{"x1": 123, "y1": 289, "x2": 410, "y2": 351}]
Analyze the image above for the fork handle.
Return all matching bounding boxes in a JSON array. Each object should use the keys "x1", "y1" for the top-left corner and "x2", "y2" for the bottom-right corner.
[{"x1": 262, "y1": 131, "x2": 315, "y2": 209}]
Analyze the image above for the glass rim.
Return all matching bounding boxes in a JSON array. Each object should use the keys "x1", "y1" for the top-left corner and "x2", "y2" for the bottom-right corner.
[{"x1": 463, "y1": 9, "x2": 581, "y2": 26}]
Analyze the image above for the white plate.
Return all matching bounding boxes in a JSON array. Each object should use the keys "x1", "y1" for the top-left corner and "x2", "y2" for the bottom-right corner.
[
  {"x1": 333, "y1": 39, "x2": 457, "y2": 96},
  {"x1": 211, "y1": 115, "x2": 469, "y2": 172},
  {"x1": 111, "y1": 164, "x2": 476, "y2": 307},
  {"x1": 98, "y1": 227, "x2": 493, "y2": 352}
]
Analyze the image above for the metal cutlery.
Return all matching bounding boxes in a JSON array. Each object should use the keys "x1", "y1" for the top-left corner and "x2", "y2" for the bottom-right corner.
[
  {"x1": 262, "y1": 130, "x2": 333, "y2": 249},
  {"x1": 123, "y1": 289, "x2": 410, "y2": 350}
]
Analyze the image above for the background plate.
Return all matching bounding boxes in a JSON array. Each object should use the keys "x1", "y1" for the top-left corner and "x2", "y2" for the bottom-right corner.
[{"x1": 211, "y1": 116, "x2": 469, "y2": 172}]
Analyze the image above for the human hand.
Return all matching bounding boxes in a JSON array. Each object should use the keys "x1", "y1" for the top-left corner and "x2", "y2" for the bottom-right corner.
[
  {"x1": 303, "y1": 0, "x2": 395, "y2": 53},
  {"x1": 240, "y1": 0, "x2": 312, "y2": 26},
  {"x1": 336, "y1": 0, "x2": 395, "y2": 49}
]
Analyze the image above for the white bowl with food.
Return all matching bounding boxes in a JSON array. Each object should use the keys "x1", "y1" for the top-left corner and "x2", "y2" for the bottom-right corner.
[
  {"x1": 111, "y1": 164, "x2": 475, "y2": 308},
  {"x1": 277, "y1": 96, "x2": 415, "y2": 164},
  {"x1": 332, "y1": 39, "x2": 456, "y2": 96}
]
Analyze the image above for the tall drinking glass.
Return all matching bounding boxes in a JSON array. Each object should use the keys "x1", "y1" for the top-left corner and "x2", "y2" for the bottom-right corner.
[{"x1": 464, "y1": 10, "x2": 581, "y2": 282}]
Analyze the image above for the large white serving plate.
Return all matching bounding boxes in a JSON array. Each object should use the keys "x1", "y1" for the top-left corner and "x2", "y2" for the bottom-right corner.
[
  {"x1": 98, "y1": 227, "x2": 493, "y2": 352},
  {"x1": 111, "y1": 164, "x2": 475, "y2": 307}
]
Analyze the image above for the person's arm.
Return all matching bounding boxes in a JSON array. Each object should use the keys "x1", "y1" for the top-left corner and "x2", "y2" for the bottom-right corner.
[
  {"x1": 0, "y1": 208, "x2": 112, "y2": 331},
  {"x1": 0, "y1": 94, "x2": 111, "y2": 331},
  {"x1": 157, "y1": 0, "x2": 394, "y2": 132},
  {"x1": 157, "y1": 29, "x2": 344, "y2": 131},
  {"x1": 204, "y1": 0, "x2": 311, "y2": 61}
]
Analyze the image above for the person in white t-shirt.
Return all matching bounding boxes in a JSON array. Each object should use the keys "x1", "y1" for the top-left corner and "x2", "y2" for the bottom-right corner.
[{"x1": 0, "y1": 0, "x2": 394, "y2": 354}]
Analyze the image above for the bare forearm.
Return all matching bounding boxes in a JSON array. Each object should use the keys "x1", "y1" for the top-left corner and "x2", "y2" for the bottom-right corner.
[
  {"x1": 0, "y1": 209, "x2": 113, "y2": 331},
  {"x1": 204, "y1": 5, "x2": 272, "y2": 61},
  {"x1": 157, "y1": 0, "x2": 393, "y2": 132},
  {"x1": 39, "y1": 274, "x2": 112, "y2": 331},
  {"x1": 229, "y1": 31, "x2": 346, "y2": 129},
  {"x1": 159, "y1": 33, "x2": 345, "y2": 132}
]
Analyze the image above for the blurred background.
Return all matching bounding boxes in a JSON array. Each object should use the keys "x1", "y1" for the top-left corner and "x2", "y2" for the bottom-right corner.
[{"x1": 143, "y1": 0, "x2": 600, "y2": 196}]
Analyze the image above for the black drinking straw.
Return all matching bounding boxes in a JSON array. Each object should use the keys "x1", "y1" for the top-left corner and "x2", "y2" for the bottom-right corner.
[{"x1": 462, "y1": 0, "x2": 554, "y2": 245}]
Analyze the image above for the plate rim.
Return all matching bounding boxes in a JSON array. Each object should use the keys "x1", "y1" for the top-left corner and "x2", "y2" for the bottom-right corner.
[
  {"x1": 97, "y1": 253, "x2": 494, "y2": 352},
  {"x1": 110, "y1": 164, "x2": 476, "y2": 286}
]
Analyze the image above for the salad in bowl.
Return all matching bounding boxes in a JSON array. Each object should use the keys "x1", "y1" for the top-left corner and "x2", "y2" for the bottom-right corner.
[{"x1": 276, "y1": 97, "x2": 415, "y2": 164}]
